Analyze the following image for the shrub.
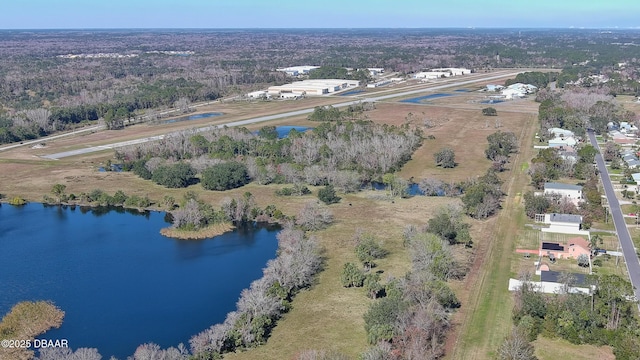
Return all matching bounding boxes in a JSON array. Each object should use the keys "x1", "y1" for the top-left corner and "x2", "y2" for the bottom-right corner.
[
  {"x1": 482, "y1": 107, "x2": 498, "y2": 116},
  {"x1": 151, "y1": 162, "x2": 195, "y2": 188},
  {"x1": 317, "y1": 184, "x2": 341, "y2": 204},
  {"x1": 201, "y1": 162, "x2": 249, "y2": 191},
  {"x1": 8, "y1": 196, "x2": 26, "y2": 206},
  {"x1": 341, "y1": 262, "x2": 365, "y2": 287},
  {"x1": 355, "y1": 234, "x2": 388, "y2": 270}
]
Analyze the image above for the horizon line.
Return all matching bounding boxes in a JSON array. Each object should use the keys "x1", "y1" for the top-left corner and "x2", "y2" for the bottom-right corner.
[{"x1": 2, "y1": 26, "x2": 640, "y2": 31}]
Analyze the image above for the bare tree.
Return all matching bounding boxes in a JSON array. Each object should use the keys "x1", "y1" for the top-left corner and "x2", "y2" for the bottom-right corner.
[
  {"x1": 174, "y1": 97, "x2": 191, "y2": 113},
  {"x1": 497, "y1": 327, "x2": 538, "y2": 360},
  {"x1": 38, "y1": 347, "x2": 102, "y2": 360},
  {"x1": 296, "y1": 201, "x2": 333, "y2": 231},
  {"x1": 171, "y1": 199, "x2": 203, "y2": 229},
  {"x1": 131, "y1": 342, "x2": 189, "y2": 360},
  {"x1": 24, "y1": 108, "x2": 52, "y2": 131}
]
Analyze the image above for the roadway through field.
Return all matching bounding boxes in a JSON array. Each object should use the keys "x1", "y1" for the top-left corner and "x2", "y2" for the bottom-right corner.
[{"x1": 41, "y1": 71, "x2": 523, "y2": 160}]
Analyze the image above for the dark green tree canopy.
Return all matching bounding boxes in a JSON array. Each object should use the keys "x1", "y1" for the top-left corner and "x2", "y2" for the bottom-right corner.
[{"x1": 201, "y1": 162, "x2": 250, "y2": 191}]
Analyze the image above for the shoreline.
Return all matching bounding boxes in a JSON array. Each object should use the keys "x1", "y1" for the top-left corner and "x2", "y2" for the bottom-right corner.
[{"x1": 160, "y1": 222, "x2": 235, "y2": 240}]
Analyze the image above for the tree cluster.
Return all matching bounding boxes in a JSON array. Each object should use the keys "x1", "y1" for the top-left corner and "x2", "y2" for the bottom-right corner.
[
  {"x1": 505, "y1": 71, "x2": 556, "y2": 89},
  {"x1": 201, "y1": 162, "x2": 249, "y2": 191},
  {"x1": 118, "y1": 121, "x2": 422, "y2": 190},
  {"x1": 434, "y1": 147, "x2": 456, "y2": 168},
  {"x1": 361, "y1": 230, "x2": 462, "y2": 358},
  {"x1": 461, "y1": 169, "x2": 504, "y2": 219},
  {"x1": 511, "y1": 273, "x2": 640, "y2": 360},
  {"x1": 307, "y1": 103, "x2": 374, "y2": 122},
  {"x1": 426, "y1": 205, "x2": 472, "y2": 246}
]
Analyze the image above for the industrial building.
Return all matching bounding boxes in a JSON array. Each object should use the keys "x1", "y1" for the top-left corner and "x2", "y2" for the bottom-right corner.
[
  {"x1": 367, "y1": 68, "x2": 385, "y2": 76},
  {"x1": 276, "y1": 66, "x2": 320, "y2": 76},
  {"x1": 414, "y1": 71, "x2": 451, "y2": 80},
  {"x1": 267, "y1": 79, "x2": 360, "y2": 97},
  {"x1": 431, "y1": 68, "x2": 472, "y2": 76}
]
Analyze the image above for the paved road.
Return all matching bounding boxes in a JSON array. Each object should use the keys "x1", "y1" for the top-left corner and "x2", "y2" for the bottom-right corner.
[
  {"x1": 588, "y1": 130, "x2": 640, "y2": 303},
  {"x1": 41, "y1": 71, "x2": 522, "y2": 160},
  {"x1": 0, "y1": 125, "x2": 104, "y2": 153}
]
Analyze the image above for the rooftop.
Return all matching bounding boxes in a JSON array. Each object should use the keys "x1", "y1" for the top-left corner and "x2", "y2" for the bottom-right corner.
[
  {"x1": 549, "y1": 213, "x2": 583, "y2": 224},
  {"x1": 541, "y1": 270, "x2": 587, "y2": 285},
  {"x1": 544, "y1": 182, "x2": 583, "y2": 191},
  {"x1": 542, "y1": 242, "x2": 565, "y2": 251}
]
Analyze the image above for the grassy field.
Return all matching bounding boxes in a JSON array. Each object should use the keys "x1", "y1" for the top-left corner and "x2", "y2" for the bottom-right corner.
[
  {"x1": 533, "y1": 336, "x2": 614, "y2": 360},
  {"x1": 449, "y1": 108, "x2": 538, "y2": 359}
]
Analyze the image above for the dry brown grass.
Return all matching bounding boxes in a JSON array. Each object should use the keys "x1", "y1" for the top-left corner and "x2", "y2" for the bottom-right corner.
[
  {"x1": 0, "y1": 301, "x2": 64, "y2": 360},
  {"x1": 533, "y1": 336, "x2": 614, "y2": 360},
  {"x1": 363, "y1": 101, "x2": 537, "y2": 182},
  {"x1": 160, "y1": 222, "x2": 234, "y2": 240}
]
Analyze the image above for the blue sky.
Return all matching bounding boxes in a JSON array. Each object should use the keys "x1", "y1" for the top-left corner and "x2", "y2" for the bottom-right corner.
[{"x1": 2, "y1": 0, "x2": 639, "y2": 29}]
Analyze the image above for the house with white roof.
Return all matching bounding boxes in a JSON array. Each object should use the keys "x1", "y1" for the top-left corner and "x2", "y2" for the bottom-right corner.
[
  {"x1": 548, "y1": 137, "x2": 578, "y2": 148},
  {"x1": 548, "y1": 128, "x2": 575, "y2": 138},
  {"x1": 541, "y1": 213, "x2": 587, "y2": 235},
  {"x1": 544, "y1": 182, "x2": 583, "y2": 205},
  {"x1": 485, "y1": 84, "x2": 505, "y2": 92}
]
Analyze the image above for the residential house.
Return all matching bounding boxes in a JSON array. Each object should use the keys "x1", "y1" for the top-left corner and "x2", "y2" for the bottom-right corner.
[
  {"x1": 548, "y1": 136, "x2": 577, "y2": 148},
  {"x1": 542, "y1": 213, "x2": 584, "y2": 234},
  {"x1": 540, "y1": 237, "x2": 590, "y2": 260},
  {"x1": 508, "y1": 270, "x2": 591, "y2": 295},
  {"x1": 544, "y1": 182, "x2": 583, "y2": 205},
  {"x1": 548, "y1": 127, "x2": 575, "y2": 138}
]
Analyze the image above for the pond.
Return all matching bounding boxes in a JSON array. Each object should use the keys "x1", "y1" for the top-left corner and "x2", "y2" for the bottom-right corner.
[
  {"x1": 275, "y1": 125, "x2": 311, "y2": 138},
  {"x1": 363, "y1": 182, "x2": 426, "y2": 196},
  {"x1": 0, "y1": 203, "x2": 279, "y2": 359},
  {"x1": 400, "y1": 93, "x2": 454, "y2": 103},
  {"x1": 480, "y1": 99, "x2": 504, "y2": 104},
  {"x1": 339, "y1": 90, "x2": 365, "y2": 96},
  {"x1": 163, "y1": 112, "x2": 224, "y2": 124}
]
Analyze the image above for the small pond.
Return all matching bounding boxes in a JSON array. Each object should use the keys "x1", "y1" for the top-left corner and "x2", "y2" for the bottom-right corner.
[
  {"x1": 480, "y1": 99, "x2": 505, "y2": 104},
  {"x1": 400, "y1": 93, "x2": 454, "y2": 103},
  {"x1": 339, "y1": 90, "x2": 365, "y2": 96},
  {"x1": 362, "y1": 182, "x2": 428, "y2": 196},
  {"x1": 275, "y1": 126, "x2": 311, "y2": 138},
  {"x1": 163, "y1": 112, "x2": 224, "y2": 124}
]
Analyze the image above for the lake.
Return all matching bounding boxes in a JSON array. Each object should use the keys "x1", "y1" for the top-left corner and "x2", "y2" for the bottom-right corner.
[{"x1": 0, "y1": 203, "x2": 279, "y2": 359}]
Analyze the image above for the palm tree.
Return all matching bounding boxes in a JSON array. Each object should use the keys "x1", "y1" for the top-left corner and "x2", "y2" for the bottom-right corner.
[{"x1": 589, "y1": 234, "x2": 602, "y2": 255}]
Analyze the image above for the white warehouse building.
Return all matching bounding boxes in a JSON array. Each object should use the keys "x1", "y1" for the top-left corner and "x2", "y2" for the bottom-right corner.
[
  {"x1": 276, "y1": 66, "x2": 321, "y2": 76},
  {"x1": 431, "y1": 67, "x2": 472, "y2": 76},
  {"x1": 268, "y1": 79, "x2": 360, "y2": 97}
]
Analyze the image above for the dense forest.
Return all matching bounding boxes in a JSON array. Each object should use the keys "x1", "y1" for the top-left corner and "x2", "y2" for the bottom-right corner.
[{"x1": 2, "y1": 29, "x2": 640, "y2": 143}]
